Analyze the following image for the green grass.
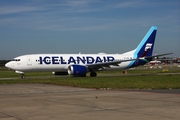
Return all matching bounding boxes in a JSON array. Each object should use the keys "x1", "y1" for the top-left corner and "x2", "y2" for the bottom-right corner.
[{"x1": 0, "y1": 66, "x2": 180, "y2": 89}]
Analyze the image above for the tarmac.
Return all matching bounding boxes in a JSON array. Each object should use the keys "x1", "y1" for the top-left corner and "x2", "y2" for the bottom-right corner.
[{"x1": 0, "y1": 84, "x2": 179, "y2": 120}]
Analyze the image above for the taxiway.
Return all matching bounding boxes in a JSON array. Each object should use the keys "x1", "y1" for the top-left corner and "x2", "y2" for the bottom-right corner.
[{"x1": 0, "y1": 84, "x2": 179, "y2": 120}]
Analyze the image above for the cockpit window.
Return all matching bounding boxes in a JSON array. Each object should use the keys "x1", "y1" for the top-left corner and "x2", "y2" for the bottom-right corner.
[{"x1": 12, "y1": 59, "x2": 21, "y2": 62}]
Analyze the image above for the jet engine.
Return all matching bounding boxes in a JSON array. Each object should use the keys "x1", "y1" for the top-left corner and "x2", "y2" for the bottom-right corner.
[{"x1": 68, "y1": 65, "x2": 87, "y2": 77}]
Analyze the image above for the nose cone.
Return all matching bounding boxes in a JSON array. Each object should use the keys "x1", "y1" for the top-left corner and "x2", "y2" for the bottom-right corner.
[{"x1": 5, "y1": 62, "x2": 12, "y2": 69}]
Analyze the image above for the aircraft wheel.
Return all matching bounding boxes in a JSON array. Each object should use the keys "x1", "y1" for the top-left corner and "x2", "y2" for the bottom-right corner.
[
  {"x1": 90, "y1": 72, "x2": 97, "y2": 77},
  {"x1": 21, "y1": 75, "x2": 25, "y2": 79}
]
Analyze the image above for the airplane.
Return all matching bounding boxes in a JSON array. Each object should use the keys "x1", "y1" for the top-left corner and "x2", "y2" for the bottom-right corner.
[{"x1": 5, "y1": 26, "x2": 172, "y2": 78}]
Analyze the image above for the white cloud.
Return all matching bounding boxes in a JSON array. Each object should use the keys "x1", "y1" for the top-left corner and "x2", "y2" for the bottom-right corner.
[{"x1": 0, "y1": 6, "x2": 41, "y2": 15}]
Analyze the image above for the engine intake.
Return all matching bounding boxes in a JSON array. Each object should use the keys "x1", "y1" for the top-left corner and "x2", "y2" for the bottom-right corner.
[{"x1": 68, "y1": 65, "x2": 87, "y2": 76}]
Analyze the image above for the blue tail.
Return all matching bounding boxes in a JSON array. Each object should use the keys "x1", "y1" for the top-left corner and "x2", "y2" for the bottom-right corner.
[
  {"x1": 134, "y1": 26, "x2": 157, "y2": 58},
  {"x1": 127, "y1": 26, "x2": 157, "y2": 68}
]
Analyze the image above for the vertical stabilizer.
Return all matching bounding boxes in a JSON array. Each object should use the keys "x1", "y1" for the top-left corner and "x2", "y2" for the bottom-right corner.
[
  {"x1": 134, "y1": 26, "x2": 157, "y2": 58},
  {"x1": 127, "y1": 26, "x2": 157, "y2": 68}
]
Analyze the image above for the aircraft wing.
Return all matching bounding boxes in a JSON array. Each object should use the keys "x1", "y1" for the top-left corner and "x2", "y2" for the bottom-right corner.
[
  {"x1": 87, "y1": 58, "x2": 138, "y2": 70},
  {"x1": 87, "y1": 52, "x2": 173, "y2": 70}
]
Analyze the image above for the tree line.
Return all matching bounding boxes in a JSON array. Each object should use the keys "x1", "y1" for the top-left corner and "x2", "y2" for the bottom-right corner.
[{"x1": 0, "y1": 60, "x2": 10, "y2": 66}]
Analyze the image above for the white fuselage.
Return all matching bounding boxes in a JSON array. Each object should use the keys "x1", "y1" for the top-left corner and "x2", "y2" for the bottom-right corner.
[{"x1": 5, "y1": 53, "x2": 134, "y2": 72}]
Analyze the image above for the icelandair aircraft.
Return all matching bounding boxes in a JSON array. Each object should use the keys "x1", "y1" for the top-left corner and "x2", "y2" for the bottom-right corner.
[{"x1": 5, "y1": 26, "x2": 172, "y2": 78}]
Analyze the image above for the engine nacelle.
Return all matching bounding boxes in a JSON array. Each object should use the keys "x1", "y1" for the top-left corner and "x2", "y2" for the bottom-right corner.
[
  {"x1": 68, "y1": 65, "x2": 87, "y2": 76},
  {"x1": 52, "y1": 72, "x2": 68, "y2": 75}
]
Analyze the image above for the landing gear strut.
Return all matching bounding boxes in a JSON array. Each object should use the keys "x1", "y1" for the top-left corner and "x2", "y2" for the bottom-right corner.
[{"x1": 90, "y1": 72, "x2": 97, "y2": 77}]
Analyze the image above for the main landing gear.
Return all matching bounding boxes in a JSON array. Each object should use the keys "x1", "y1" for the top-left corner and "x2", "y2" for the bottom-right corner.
[{"x1": 90, "y1": 72, "x2": 97, "y2": 77}]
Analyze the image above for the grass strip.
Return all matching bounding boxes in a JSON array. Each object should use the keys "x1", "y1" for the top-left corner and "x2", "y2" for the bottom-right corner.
[{"x1": 0, "y1": 75, "x2": 180, "y2": 89}]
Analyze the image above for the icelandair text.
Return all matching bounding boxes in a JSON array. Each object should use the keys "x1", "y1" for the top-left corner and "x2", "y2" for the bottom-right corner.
[{"x1": 39, "y1": 56, "x2": 115, "y2": 65}]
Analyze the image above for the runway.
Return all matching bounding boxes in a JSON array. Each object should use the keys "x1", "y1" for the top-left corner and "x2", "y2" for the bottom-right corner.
[{"x1": 0, "y1": 84, "x2": 180, "y2": 120}]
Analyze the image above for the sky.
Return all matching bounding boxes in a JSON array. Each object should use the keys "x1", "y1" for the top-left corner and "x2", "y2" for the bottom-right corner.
[{"x1": 0, "y1": 0, "x2": 180, "y2": 60}]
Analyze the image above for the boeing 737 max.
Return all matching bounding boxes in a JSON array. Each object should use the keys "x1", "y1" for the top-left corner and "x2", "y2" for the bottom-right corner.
[{"x1": 5, "y1": 26, "x2": 172, "y2": 78}]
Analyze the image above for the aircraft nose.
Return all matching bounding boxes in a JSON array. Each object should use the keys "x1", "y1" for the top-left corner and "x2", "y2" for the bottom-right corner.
[{"x1": 5, "y1": 62, "x2": 11, "y2": 69}]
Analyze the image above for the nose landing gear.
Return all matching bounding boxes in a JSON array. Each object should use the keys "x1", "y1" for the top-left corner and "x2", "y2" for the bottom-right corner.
[
  {"x1": 21, "y1": 74, "x2": 25, "y2": 79},
  {"x1": 15, "y1": 71, "x2": 25, "y2": 79}
]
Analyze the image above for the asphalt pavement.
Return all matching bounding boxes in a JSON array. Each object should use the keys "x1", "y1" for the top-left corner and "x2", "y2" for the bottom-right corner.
[{"x1": 0, "y1": 84, "x2": 179, "y2": 120}]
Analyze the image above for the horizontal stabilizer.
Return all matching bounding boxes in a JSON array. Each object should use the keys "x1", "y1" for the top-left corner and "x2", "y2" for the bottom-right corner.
[{"x1": 143, "y1": 52, "x2": 173, "y2": 59}]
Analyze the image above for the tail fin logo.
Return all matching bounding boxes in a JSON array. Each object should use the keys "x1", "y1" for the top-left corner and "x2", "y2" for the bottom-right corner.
[{"x1": 145, "y1": 43, "x2": 153, "y2": 51}]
